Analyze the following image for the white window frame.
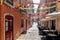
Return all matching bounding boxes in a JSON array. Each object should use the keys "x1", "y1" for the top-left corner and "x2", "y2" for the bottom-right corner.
[{"x1": 4, "y1": 0, "x2": 15, "y2": 8}]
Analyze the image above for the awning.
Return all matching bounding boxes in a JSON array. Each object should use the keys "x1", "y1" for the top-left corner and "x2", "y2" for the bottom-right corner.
[
  {"x1": 46, "y1": 12, "x2": 60, "y2": 17},
  {"x1": 40, "y1": 17, "x2": 56, "y2": 22},
  {"x1": 40, "y1": 12, "x2": 60, "y2": 22}
]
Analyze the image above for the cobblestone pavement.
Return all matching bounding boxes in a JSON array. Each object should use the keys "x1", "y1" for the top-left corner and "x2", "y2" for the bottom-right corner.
[{"x1": 16, "y1": 22, "x2": 43, "y2": 40}]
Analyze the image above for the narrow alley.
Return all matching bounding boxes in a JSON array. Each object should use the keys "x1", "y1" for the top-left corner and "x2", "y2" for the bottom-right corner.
[
  {"x1": 0, "y1": 0, "x2": 60, "y2": 40},
  {"x1": 16, "y1": 22, "x2": 42, "y2": 40}
]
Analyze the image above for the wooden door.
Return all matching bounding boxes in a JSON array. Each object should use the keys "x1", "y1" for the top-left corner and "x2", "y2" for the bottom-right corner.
[{"x1": 5, "y1": 15, "x2": 13, "y2": 40}]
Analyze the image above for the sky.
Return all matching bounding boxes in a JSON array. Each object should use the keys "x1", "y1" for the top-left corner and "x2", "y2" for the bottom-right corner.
[{"x1": 33, "y1": 0, "x2": 40, "y2": 13}]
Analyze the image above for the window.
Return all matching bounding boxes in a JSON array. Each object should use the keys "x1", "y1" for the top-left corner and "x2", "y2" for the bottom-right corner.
[
  {"x1": 5, "y1": 0, "x2": 13, "y2": 5},
  {"x1": 20, "y1": 19, "x2": 24, "y2": 28}
]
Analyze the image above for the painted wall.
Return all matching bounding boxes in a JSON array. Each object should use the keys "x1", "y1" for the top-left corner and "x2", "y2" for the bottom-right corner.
[
  {"x1": 1, "y1": 4, "x2": 21, "y2": 40},
  {"x1": 56, "y1": 17, "x2": 60, "y2": 34},
  {"x1": 0, "y1": 4, "x2": 31, "y2": 40},
  {"x1": 0, "y1": 4, "x2": 1, "y2": 40}
]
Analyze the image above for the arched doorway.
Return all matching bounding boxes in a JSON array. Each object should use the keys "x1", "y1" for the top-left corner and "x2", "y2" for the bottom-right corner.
[{"x1": 5, "y1": 15, "x2": 13, "y2": 40}]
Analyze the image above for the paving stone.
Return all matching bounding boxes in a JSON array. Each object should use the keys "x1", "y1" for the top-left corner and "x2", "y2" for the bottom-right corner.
[{"x1": 16, "y1": 22, "x2": 42, "y2": 40}]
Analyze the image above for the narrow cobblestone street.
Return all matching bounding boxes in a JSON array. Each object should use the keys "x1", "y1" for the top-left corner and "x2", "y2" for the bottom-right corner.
[{"x1": 16, "y1": 22, "x2": 42, "y2": 40}]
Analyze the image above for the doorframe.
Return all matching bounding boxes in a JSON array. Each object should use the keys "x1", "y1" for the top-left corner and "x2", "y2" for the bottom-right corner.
[
  {"x1": 50, "y1": 20, "x2": 56, "y2": 30},
  {"x1": 4, "y1": 13, "x2": 14, "y2": 40},
  {"x1": 20, "y1": 17, "x2": 24, "y2": 34},
  {"x1": 26, "y1": 19, "x2": 27, "y2": 30}
]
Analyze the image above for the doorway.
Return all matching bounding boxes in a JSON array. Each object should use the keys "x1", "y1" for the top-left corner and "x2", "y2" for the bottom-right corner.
[
  {"x1": 50, "y1": 20, "x2": 56, "y2": 30},
  {"x1": 5, "y1": 15, "x2": 13, "y2": 40},
  {"x1": 26, "y1": 20, "x2": 27, "y2": 30},
  {"x1": 20, "y1": 18, "x2": 24, "y2": 34}
]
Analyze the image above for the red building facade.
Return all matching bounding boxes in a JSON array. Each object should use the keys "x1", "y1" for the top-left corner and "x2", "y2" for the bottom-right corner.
[{"x1": 0, "y1": 0, "x2": 31, "y2": 40}]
